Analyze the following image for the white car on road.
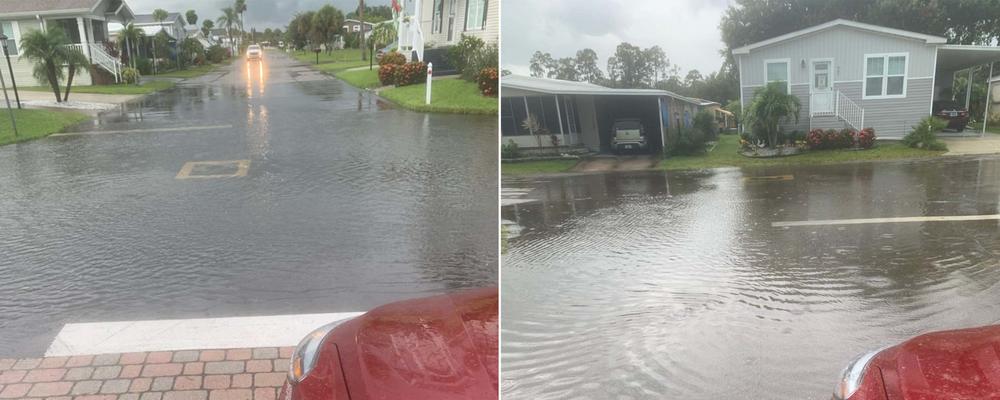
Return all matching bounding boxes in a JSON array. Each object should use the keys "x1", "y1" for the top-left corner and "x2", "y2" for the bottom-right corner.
[{"x1": 247, "y1": 44, "x2": 262, "y2": 61}]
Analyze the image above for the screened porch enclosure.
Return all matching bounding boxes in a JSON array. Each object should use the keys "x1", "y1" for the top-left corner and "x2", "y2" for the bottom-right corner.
[{"x1": 501, "y1": 95, "x2": 583, "y2": 149}]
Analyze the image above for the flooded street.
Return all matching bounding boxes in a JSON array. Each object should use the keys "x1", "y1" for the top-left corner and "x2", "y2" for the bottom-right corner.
[
  {"x1": 501, "y1": 157, "x2": 1000, "y2": 399},
  {"x1": 0, "y1": 52, "x2": 497, "y2": 356}
]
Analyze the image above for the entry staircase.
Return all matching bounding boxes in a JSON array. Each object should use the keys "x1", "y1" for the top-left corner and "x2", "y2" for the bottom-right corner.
[
  {"x1": 811, "y1": 90, "x2": 865, "y2": 130},
  {"x1": 67, "y1": 43, "x2": 123, "y2": 83}
]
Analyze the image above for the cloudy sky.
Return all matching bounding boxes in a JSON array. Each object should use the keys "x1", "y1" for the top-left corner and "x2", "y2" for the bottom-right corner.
[
  {"x1": 503, "y1": 0, "x2": 735, "y2": 78},
  {"x1": 126, "y1": 0, "x2": 391, "y2": 30}
]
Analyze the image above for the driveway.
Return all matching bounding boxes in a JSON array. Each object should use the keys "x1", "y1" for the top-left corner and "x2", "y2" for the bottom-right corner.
[
  {"x1": 0, "y1": 51, "x2": 497, "y2": 357},
  {"x1": 502, "y1": 156, "x2": 1000, "y2": 399}
]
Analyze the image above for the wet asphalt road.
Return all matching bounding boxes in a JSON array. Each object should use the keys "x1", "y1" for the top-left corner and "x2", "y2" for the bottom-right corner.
[
  {"x1": 0, "y1": 52, "x2": 497, "y2": 356},
  {"x1": 501, "y1": 156, "x2": 1000, "y2": 399}
]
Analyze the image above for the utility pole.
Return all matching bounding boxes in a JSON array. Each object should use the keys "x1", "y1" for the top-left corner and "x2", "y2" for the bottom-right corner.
[{"x1": 359, "y1": 0, "x2": 366, "y2": 61}]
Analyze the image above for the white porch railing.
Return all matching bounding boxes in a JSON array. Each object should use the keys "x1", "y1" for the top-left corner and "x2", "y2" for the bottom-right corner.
[
  {"x1": 835, "y1": 90, "x2": 864, "y2": 130},
  {"x1": 66, "y1": 43, "x2": 122, "y2": 83}
]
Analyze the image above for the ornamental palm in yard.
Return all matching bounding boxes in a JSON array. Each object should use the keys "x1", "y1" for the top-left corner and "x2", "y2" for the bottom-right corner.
[
  {"x1": 744, "y1": 82, "x2": 801, "y2": 147},
  {"x1": 20, "y1": 27, "x2": 88, "y2": 103}
]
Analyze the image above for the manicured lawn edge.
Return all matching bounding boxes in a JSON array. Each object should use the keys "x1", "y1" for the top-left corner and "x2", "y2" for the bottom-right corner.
[
  {"x1": 334, "y1": 68, "x2": 381, "y2": 89},
  {"x1": 20, "y1": 80, "x2": 176, "y2": 96},
  {"x1": 662, "y1": 134, "x2": 946, "y2": 170},
  {"x1": 0, "y1": 109, "x2": 89, "y2": 146},
  {"x1": 378, "y1": 80, "x2": 498, "y2": 115}
]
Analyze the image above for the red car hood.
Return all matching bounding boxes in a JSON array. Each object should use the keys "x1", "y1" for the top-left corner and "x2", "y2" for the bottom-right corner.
[
  {"x1": 334, "y1": 288, "x2": 498, "y2": 400},
  {"x1": 877, "y1": 325, "x2": 1000, "y2": 400}
]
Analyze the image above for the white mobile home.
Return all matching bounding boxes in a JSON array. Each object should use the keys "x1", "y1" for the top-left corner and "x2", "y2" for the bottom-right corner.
[{"x1": 734, "y1": 19, "x2": 1000, "y2": 137}]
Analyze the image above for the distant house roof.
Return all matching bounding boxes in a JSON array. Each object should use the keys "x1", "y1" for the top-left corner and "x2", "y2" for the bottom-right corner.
[
  {"x1": 132, "y1": 12, "x2": 183, "y2": 25},
  {"x1": 0, "y1": 0, "x2": 134, "y2": 19},
  {"x1": 502, "y1": 75, "x2": 703, "y2": 105},
  {"x1": 343, "y1": 19, "x2": 375, "y2": 26},
  {"x1": 732, "y1": 19, "x2": 947, "y2": 55}
]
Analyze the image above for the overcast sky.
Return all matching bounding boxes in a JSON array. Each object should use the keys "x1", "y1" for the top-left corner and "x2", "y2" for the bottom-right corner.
[
  {"x1": 126, "y1": 0, "x2": 391, "y2": 30},
  {"x1": 502, "y1": 0, "x2": 735, "y2": 78}
]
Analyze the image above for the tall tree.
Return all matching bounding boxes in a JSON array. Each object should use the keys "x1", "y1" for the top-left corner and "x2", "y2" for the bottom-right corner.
[
  {"x1": 529, "y1": 51, "x2": 555, "y2": 78},
  {"x1": 118, "y1": 23, "x2": 144, "y2": 69},
  {"x1": 185, "y1": 10, "x2": 198, "y2": 26},
  {"x1": 574, "y1": 48, "x2": 604, "y2": 84},
  {"x1": 234, "y1": 0, "x2": 248, "y2": 40},
  {"x1": 642, "y1": 45, "x2": 668, "y2": 85},
  {"x1": 218, "y1": 7, "x2": 239, "y2": 54},
  {"x1": 606, "y1": 42, "x2": 650, "y2": 88},
  {"x1": 61, "y1": 49, "x2": 89, "y2": 101},
  {"x1": 152, "y1": 8, "x2": 169, "y2": 74}
]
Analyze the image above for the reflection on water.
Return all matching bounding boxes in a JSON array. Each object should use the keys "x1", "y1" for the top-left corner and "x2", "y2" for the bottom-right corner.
[{"x1": 502, "y1": 159, "x2": 1000, "y2": 399}]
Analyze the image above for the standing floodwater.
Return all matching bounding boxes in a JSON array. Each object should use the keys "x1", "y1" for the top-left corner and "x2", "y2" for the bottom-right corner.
[{"x1": 502, "y1": 158, "x2": 1000, "y2": 399}]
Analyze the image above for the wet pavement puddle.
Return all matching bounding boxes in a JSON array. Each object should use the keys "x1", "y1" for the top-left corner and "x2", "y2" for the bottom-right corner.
[{"x1": 175, "y1": 160, "x2": 251, "y2": 179}]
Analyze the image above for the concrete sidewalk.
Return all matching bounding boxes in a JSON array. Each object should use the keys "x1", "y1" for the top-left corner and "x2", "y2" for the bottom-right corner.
[
  {"x1": 942, "y1": 135, "x2": 1000, "y2": 155},
  {"x1": 0, "y1": 348, "x2": 291, "y2": 400}
]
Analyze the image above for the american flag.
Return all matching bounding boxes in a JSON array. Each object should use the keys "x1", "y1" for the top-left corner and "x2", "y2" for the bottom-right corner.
[{"x1": 391, "y1": 0, "x2": 402, "y2": 13}]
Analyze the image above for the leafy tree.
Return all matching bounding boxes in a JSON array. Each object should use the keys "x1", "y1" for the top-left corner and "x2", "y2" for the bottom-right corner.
[
  {"x1": 19, "y1": 27, "x2": 87, "y2": 102},
  {"x1": 312, "y1": 5, "x2": 344, "y2": 53},
  {"x1": 217, "y1": 7, "x2": 239, "y2": 53},
  {"x1": 724, "y1": 100, "x2": 742, "y2": 129},
  {"x1": 574, "y1": 48, "x2": 604, "y2": 83},
  {"x1": 529, "y1": 51, "x2": 554, "y2": 78},
  {"x1": 370, "y1": 23, "x2": 396, "y2": 49},
  {"x1": 607, "y1": 42, "x2": 650, "y2": 88},
  {"x1": 185, "y1": 10, "x2": 198, "y2": 26},
  {"x1": 201, "y1": 20, "x2": 214, "y2": 37},
  {"x1": 642, "y1": 45, "x2": 668, "y2": 85},
  {"x1": 288, "y1": 11, "x2": 315, "y2": 50},
  {"x1": 744, "y1": 82, "x2": 801, "y2": 147},
  {"x1": 347, "y1": 5, "x2": 393, "y2": 22}
]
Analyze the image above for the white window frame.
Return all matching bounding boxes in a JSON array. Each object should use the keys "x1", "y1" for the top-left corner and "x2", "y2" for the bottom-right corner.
[
  {"x1": 863, "y1": 52, "x2": 908, "y2": 100},
  {"x1": 763, "y1": 58, "x2": 791, "y2": 94},
  {"x1": 465, "y1": 0, "x2": 487, "y2": 31},
  {"x1": 0, "y1": 21, "x2": 20, "y2": 56}
]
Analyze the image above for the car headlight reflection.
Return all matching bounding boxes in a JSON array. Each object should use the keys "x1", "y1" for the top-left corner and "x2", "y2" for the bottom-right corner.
[
  {"x1": 833, "y1": 348, "x2": 886, "y2": 400},
  {"x1": 288, "y1": 322, "x2": 339, "y2": 384}
]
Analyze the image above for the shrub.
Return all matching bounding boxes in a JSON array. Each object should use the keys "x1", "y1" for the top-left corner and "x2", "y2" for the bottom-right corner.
[
  {"x1": 207, "y1": 45, "x2": 228, "y2": 63},
  {"x1": 903, "y1": 116, "x2": 948, "y2": 150},
  {"x1": 378, "y1": 63, "x2": 398, "y2": 86},
  {"x1": 839, "y1": 128, "x2": 857, "y2": 148},
  {"x1": 477, "y1": 67, "x2": 498, "y2": 97},
  {"x1": 806, "y1": 129, "x2": 825, "y2": 149},
  {"x1": 135, "y1": 58, "x2": 153, "y2": 75},
  {"x1": 857, "y1": 128, "x2": 876, "y2": 149},
  {"x1": 822, "y1": 129, "x2": 844, "y2": 149},
  {"x1": 501, "y1": 139, "x2": 521, "y2": 159},
  {"x1": 670, "y1": 127, "x2": 707, "y2": 156},
  {"x1": 379, "y1": 51, "x2": 406, "y2": 67},
  {"x1": 744, "y1": 82, "x2": 801, "y2": 147},
  {"x1": 394, "y1": 61, "x2": 427, "y2": 86},
  {"x1": 448, "y1": 35, "x2": 484, "y2": 78},
  {"x1": 121, "y1": 68, "x2": 140, "y2": 84},
  {"x1": 692, "y1": 110, "x2": 717, "y2": 141}
]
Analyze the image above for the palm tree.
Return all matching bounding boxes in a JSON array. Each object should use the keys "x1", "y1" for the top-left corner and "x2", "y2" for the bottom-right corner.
[
  {"x1": 19, "y1": 27, "x2": 69, "y2": 102},
  {"x1": 185, "y1": 10, "x2": 198, "y2": 26},
  {"x1": 62, "y1": 48, "x2": 89, "y2": 102},
  {"x1": 217, "y1": 7, "x2": 238, "y2": 55},
  {"x1": 152, "y1": 8, "x2": 169, "y2": 75},
  {"x1": 744, "y1": 82, "x2": 801, "y2": 147},
  {"x1": 201, "y1": 20, "x2": 214, "y2": 38},
  {"x1": 118, "y1": 23, "x2": 144, "y2": 69},
  {"x1": 234, "y1": 0, "x2": 247, "y2": 42}
]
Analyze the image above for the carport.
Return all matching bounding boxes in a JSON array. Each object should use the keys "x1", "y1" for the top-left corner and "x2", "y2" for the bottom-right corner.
[
  {"x1": 934, "y1": 45, "x2": 1000, "y2": 135},
  {"x1": 593, "y1": 95, "x2": 663, "y2": 153}
]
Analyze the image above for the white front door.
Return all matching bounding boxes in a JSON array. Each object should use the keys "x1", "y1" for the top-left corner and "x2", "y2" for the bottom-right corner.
[{"x1": 811, "y1": 60, "x2": 833, "y2": 114}]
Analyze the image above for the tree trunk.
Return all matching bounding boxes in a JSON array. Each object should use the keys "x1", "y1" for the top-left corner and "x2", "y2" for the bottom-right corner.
[
  {"x1": 46, "y1": 62, "x2": 61, "y2": 103},
  {"x1": 64, "y1": 65, "x2": 76, "y2": 102}
]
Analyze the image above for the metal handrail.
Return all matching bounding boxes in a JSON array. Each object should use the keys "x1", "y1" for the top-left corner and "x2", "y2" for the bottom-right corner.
[{"x1": 835, "y1": 91, "x2": 864, "y2": 130}]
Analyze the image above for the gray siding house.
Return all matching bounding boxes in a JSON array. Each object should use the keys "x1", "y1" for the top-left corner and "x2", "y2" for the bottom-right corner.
[{"x1": 735, "y1": 19, "x2": 1000, "y2": 138}]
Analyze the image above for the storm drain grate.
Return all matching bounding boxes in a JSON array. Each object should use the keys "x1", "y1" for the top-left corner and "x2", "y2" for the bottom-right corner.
[{"x1": 176, "y1": 160, "x2": 251, "y2": 179}]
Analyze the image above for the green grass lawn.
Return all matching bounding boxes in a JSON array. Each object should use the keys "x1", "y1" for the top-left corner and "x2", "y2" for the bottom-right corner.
[
  {"x1": 154, "y1": 64, "x2": 221, "y2": 79},
  {"x1": 0, "y1": 109, "x2": 89, "y2": 146},
  {"x1": 662, "y1": 134, "x2": 945, "y2": 170},
  {"x1": 21, "y1": 80, "x2": 175, "y2": 96},
  {"x1": 335, "y1": 68, "x2": 381, "y2": 89},
  {"x1": 502, "y1": 159, "x2": 580, "y2": 176},
  {"x1": 291, "y1": 49, "x2": 370, "y2": 73},
  {"x1": 379, "y1": 79, "x2": 498, "y2": 114}
]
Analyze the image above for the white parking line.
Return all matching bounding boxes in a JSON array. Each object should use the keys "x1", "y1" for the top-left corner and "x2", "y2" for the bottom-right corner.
[
  {"x1": 45, "y1": 312, "x2": 364, "y2": 356},
  {"x1": 51, "y1": 124, "x2": 234, "y2": 137},
  {"x1": 773, "y1": 214, "x2": 1000, "y2": 227}
]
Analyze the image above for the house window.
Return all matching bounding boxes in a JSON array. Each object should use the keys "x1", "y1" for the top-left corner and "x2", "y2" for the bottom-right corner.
[
  {"x1": 1, "y1": 21, "x2": 17, "y2": 55},
  {"x1": 465, "y1": 0, "x2": 487, "y2": 31},
  {"x1": 432, "y1": 0, "x2": 444, "y2": 33},
  {"x1": 765, "y1": 59, "x2": 790, "y2": 94},
  {"x1": 864, "y1": 54, "x2": 907, "y2": 98}
]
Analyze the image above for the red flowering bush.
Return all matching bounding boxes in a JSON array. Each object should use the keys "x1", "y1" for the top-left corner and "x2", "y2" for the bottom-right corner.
[
  {"x1": 378, "y1": 64, "x2": 398, "y2": 86},
  {"x1": 806, "y1": 129, "x2": 825, "y2": 149},
  {"x1": 379, "y1": 51, "x2": 406, "y2": 67},
  {"x1": 857, "y1": 127, "x2": 876, "y2": 149},
  {"x1": 394, "y1": 61, "x2": 427, "y2": 86},
  {"x1": 839, "y1": 128, "x2": 857, "y2": 148},
  {"x1": 477, "y1": 67, "x2": 499, "y2": 97},
  {"x1": 823, "y1": 129, "x2": 845, "y2": 149}
]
